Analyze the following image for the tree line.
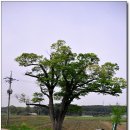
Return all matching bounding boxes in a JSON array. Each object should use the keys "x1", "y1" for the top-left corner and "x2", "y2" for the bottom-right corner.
[{"x1": 2, "y1": 104, "x2": 126, "y2": 116}]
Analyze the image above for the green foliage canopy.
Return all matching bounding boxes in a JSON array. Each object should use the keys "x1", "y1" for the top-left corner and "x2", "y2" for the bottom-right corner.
[{"x1": 15, "y1": 40, "x2": 127, "y2": 104}]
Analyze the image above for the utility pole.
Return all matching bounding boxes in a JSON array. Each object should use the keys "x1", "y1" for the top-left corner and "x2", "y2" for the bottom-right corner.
[{"x1": 4, "y1": 71, "x2": 18, "y2": 126}]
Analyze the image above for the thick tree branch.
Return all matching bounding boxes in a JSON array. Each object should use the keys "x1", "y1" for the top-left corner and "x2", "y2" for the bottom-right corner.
[
  {"x1": 25, "y1": 63, "x2": 39, "y2": 66},
  {"x1": 49, "y1": 95, "x2": 55, "y2": 124},
  {"x1": 39, "y1": 64, "x2": 51, "y2": 87},
  {"x1": 62, "y1": 70, "x2": 69, "y2": 84},
  {"x1": 51, "y1": 67, "x2": 55, "y2": 86},
  {"x1": 26, "y1": 103, "x2": 49, "y2": 109},
  {"x1": 76, "y1": 78, "x2": 97, "y2": 88},
  {"x1": 53, "y1": 75, "x2": 60, "y2": 87},
  {"x1": 71, "y1": 89, "x2": 119, "y2": 101},
  {"x1": 71, "y1": 78, "x2": 96, "y2": 92},
  {"x1": 40, "y1": 85, "x2": 49, "y2": 98},
  {"x1": 25, "y1": 73, "x2": 39, "y2": 78},
  {"x1": 39, "y1": 64, "x2": 49, "y2": 78}
]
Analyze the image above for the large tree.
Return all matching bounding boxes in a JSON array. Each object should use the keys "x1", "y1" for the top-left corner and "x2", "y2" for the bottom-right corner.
[{"x1": 15, "y1": 40, "x2": 126, "y2": 130}]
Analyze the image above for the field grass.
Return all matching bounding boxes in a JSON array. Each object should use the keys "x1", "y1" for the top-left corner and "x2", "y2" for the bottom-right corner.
[{"x1": 1, "y1": 115, "x2": 127, "y2": 130}]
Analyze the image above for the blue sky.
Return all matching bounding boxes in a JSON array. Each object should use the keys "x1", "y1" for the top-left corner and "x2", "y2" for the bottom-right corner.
[{"x1": 2, "y1": 1, "x2": 127, "y2": 107}]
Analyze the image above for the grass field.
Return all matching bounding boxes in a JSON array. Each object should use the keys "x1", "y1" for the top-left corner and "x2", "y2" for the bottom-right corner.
[{"x1": 1, "y1": 115, "x2": 127, "y2": 130}]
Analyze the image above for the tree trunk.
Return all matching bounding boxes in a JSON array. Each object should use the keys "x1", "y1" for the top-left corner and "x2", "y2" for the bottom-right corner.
[
  {"x1": 112, "y1": 123, "x2": 117, "y2": 130},
  {"x1": 54, "y1": 119, "x2": 64, "y2": 130},
  {"x1": 49, "y1": 112, "x2": 64, "y2": 130},
  {"x1": 48, "y1": 89, "x2": 72, "y2": 130},
  {"x1": 49, "y1": 107, "x2": 66, "y2": 130},
  {"x1": 48, "y1": 93, "x2": 55, "y2": 130},
  {"x1": 53, "y1": 100, "x2": 70, "y2": 130},
  {"x1": 50, "y1": 102, "x2": 69, "y2": 130}
]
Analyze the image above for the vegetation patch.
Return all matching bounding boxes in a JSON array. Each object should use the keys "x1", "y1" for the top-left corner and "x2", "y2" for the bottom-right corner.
[{"x1": 2, "y1": 115, "x2": 126, "y2": 130}]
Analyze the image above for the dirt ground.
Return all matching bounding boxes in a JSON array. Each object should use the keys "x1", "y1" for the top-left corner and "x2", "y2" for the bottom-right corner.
[{"x1": 102, "y1": 121, "x2": 126, "y2": 130}]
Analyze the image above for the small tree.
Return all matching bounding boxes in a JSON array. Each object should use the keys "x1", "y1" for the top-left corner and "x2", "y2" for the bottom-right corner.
[
  {"x1": 15, "y1": 40, "x2": 126, "y2": 130},
  {"x1": 31, "y1": 92, "x2": 44, "y2": 115},
  {"x1": 111, "y1": 105, "x2": 126, "y2": 130}
]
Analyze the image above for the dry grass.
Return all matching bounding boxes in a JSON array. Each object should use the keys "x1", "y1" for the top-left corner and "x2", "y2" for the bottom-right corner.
[
  {"x1": 1, "y1": 115, "x2": 127, "y2": 130},
  {"x1": 63, "y1": 119, "x2": 126, "y2": 130}
]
